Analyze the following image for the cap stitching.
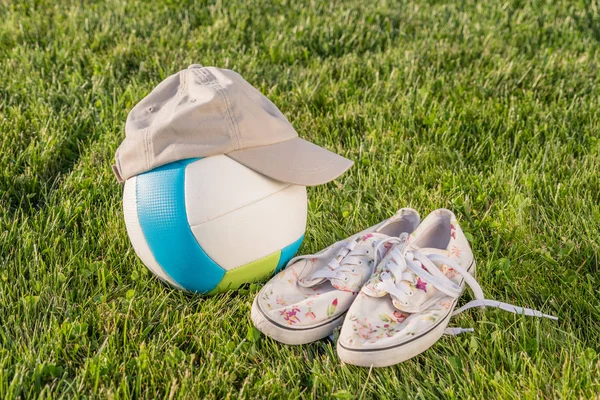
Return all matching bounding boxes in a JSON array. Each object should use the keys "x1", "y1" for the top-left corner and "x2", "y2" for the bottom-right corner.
[
  {"x1": 144, "y1": 69, "x2": 191, "y2": 172},
  {"x1": 191, "y1": 68, "x2": 240, "y2": 149},
  {"x1": 143, "y1": 126, "x2": 151, "y2": 171},
  {"x1": 217, "y1": 78, "x2": 242, "y2": 150},
  {"x1": 166, "y1": 67, "x2": 191, "y2": 151}
]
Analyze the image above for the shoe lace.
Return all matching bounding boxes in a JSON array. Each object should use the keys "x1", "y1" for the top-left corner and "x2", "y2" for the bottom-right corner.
[
  {"x1": 287, "y1": 237, "x2": 378, "y2": 282},
  {"x1": 372, "y1": 235, "x2": 558, "y2": 334}
]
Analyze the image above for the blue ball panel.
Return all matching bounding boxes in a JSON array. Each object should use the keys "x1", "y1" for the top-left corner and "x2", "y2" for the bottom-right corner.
[
  {"x1": 136, "y1": 158, "x2": 226, "y2": 293},
  {"x1": 275, "y1": 234, "x2": 304, "y2": 273}
]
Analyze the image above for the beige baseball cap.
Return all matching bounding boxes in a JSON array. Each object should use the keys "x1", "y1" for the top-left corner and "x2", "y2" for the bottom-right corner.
[{"x1": 113, "y1": 64, "x2": 353, "y2": 185}]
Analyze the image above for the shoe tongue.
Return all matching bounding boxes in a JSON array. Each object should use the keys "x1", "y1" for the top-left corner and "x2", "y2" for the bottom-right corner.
[
  {"x1": 297, "y1": 232, "x2": 389, "y2": 292},
  {"x1": 363, "y1": 247, "x2": 450, "y2": 313}
]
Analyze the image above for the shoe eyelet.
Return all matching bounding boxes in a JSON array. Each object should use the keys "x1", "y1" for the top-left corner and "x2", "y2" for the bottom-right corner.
[
  {"x1": 366, "y1": 250, "x2": 370, "y2": 254},
  {"x1": 409, "y1": 291, "x2": 414, "y2": 296},
  {"x1": 359, "y1": 260, "x2": 363, "y2": 265}
]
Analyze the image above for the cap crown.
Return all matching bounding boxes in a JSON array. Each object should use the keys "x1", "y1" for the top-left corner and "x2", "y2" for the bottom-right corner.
[{"x1": 114, "y1": 65, "x2": 297, "y2": 181}]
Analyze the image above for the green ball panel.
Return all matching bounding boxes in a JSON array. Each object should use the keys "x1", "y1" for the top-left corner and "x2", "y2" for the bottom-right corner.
[{"x1": 208, "y1": 250, "x2": 281, "y2": 295}]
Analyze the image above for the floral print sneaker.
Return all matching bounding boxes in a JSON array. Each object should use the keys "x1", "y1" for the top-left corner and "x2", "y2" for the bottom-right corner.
[
  {"x1": 251, "y1": 208, "x2": 420, "y2": 345},
  {"x1": 337, "y1": 209, "x2": 557, "y2": 367}
]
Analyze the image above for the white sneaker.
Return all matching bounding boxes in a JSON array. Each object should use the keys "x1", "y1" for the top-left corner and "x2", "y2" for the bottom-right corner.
[
  {"x1": 251, "y1": 208, "x2": 420, "y2": 345},
  {"x1": 337, "y1": 209, "x2": 557, "y2": 367}
]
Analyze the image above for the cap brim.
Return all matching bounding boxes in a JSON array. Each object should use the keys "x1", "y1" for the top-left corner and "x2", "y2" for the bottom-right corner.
[{"x1": 225, "y1": 138, "x2": 353, "y2": 186}]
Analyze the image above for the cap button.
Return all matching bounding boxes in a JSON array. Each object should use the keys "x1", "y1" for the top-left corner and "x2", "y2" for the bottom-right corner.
[{"x1": 187, "y1": 64, "x2": 203, "y2": 69}]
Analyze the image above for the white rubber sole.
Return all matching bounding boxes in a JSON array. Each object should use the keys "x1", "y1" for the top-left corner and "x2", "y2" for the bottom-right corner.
[
  {"x1": 251, "y1": 296, "x2": 346, "y2": 345},
  {"x1": 338, "y1": 260, "x2": 476, "y2": 367}
]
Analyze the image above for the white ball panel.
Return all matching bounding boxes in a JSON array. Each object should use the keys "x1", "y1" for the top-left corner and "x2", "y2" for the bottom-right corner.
[
  {"x1": 123, "y1": 176, "x2": 183, "y2": 289},
  {"x1": 184, "y1": 155, "x2": 290, "y2": 226},
  {"x1": 190, "y1": 184, "x2": 307, "y2": 270}
]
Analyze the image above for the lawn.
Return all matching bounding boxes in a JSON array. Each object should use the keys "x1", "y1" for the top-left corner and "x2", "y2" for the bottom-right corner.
[{"x1": 1, "y1": 0, "x2": 599, "y2": 398}]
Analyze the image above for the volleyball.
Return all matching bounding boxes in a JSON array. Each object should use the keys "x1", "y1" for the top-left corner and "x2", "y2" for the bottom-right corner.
[{"x1": 123, "y1": 155, "x2": 306, "y2": 294}]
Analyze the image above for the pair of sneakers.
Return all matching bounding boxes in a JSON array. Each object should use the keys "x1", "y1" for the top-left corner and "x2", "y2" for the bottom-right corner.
[{"x1": 251, "y1": 208, "x2": 557, "y2": 367}]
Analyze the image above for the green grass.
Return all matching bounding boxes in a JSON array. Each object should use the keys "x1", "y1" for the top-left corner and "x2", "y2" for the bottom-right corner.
[{"x1": 1, "y1": 0, "x2": 599, "y2": 397}]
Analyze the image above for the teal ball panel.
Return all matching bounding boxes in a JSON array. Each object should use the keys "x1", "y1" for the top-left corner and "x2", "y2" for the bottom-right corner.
[{"x1": 135, "y1": 158, "x2": 226, "y2": 293}]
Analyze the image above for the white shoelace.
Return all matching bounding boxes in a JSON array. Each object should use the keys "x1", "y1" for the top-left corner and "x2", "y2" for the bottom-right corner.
[
  {"x1": 372, "y1": 235, "x2": 558, "y2": 335},
  {"x1": 287, "y1": 237, "x2": 378, "y2": 282}
]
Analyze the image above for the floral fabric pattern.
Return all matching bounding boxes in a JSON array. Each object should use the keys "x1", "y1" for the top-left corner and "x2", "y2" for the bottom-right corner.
[
  {"x1": 326, "y1": 299, "x2": 339, "y2": 318},
  {"x1": 343, "y1": 306, "x2": 449, "y2": 346},
  {"x1": 256, "y1": 256, "x2": 354, "y2": 327},
  {"x1": 253, "y1": 208, "x2": 421, "y2": 335},
  {"x1": 339, "y1": 209, "x2": 475, "y2": 352},
  {"x1": 279, "y1": 306, "x2": 301, "y2": 325}
]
